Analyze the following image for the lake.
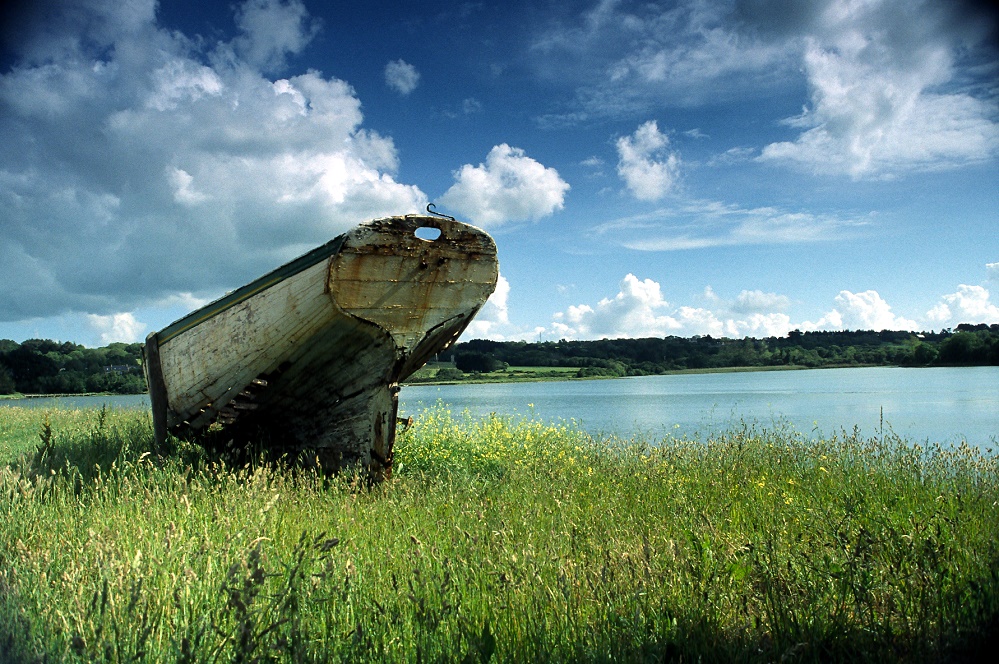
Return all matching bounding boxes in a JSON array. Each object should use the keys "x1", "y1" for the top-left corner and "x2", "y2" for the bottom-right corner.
[
  {"x1": 5, "y1": 367, "x2": 997, "y2": 447},
  {"x1": 401, "y1": 367, "x2": 998, "y2": 447}
]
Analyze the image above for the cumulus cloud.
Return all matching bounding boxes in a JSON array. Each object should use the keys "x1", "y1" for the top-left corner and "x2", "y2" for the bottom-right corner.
[
  {"x1": 233, "y1": 0, "x2": 320, "y2": 73},
  {"x1": 464, "y1": 274, "x2": 513, "y2": 340},
  {"x1": 545, "y1": 274, "x2": 791, "y2": 340},
  {"x1": 925, "y1": 264, "x2": 999, "y2": 326},
  {"x1": 813, "y1": 290, "x2": 919, "y2": 331},
  {"x1": 544, "y1": 277, "x2": 942, "y2": 341},
  {"x1": 384, "y1": 59, "x2": 420, "y2": 95},
  {"x1": 438, "y1": 144, "x2": 570, "y2": 227},
  {"x1": 550, "y1": 274, "x2": 686, "y2": 339},
  {"x1": 925, "y1": 286, "x2": 999, "y2": 326},
  {"x1": 0, "y1": 0, "x2": 426, "y2": 324},
  {"x1": 756, "y1": 1, "x2": 999, "y2": 178},
  {"x1": 86, "y1": 312, "x2": 146, "y2": 345},
  {"x1": 732, "y1": 290, "x2": 791, "y2": 314},
  {"x1": 616, "y1": 121, "x2": 681, "y2": 201},
  {"x1": 836, "y1": 290, "x2": 919, "y2": 330},
  {"x1": 531, "y1": 0, "x2": 999, "y2": 178}
]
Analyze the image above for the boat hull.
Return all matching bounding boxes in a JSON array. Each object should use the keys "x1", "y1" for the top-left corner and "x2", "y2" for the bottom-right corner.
[{"x1": 143, "y1": 214, "x2": 498, "y2": 478}]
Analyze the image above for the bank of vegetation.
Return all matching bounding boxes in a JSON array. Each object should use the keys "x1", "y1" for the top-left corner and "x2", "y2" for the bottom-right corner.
[
  {"x1": 1, "y1": 405, "x2": 997, "y2": 662},
  {"x1": 0, "y1": 339, "x2": 145, "y2": 396},
  {"x1": 2, "y1": 324, "x2": 997, "y2": 395},
  {"x1": 441, "y1": 324, "x2": 999, "y2": 380}
]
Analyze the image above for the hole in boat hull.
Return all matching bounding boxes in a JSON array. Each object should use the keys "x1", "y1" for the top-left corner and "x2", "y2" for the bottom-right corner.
[{"x1": 414, "y1": 226, "x2": 442, "y2": 241}]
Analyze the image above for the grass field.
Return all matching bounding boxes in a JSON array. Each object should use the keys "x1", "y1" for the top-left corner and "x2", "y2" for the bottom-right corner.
[{"x1": 1, "y1": 404, "x2": 997, "y2": 662}]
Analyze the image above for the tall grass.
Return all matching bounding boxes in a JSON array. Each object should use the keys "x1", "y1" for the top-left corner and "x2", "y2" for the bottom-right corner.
[{"x1": 1, "y1": 404, "x2": 997, "y2": 662}]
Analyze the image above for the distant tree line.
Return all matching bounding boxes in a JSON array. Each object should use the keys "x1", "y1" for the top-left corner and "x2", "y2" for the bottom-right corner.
[
  {"x1": 1, "y1": 324, "x2": 996, "y2": 395},
  {"x1": 453, "y1": 324, "x2": 999, "y2": 378},
  {"x1": 0, "y1": 339, "x2": 146, "y2": 395}
]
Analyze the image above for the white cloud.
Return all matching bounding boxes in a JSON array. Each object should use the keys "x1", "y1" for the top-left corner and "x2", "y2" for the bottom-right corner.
[
  {"x1": 616, "y1": 121, "x2": 680, "y2": 201},
  {"x1": 464, "y1": 274, "x2": 512, "y2": 340},
  {"x1": 725, "y1": 313, "x2": 795, "y2": 339},
  {"x1": 595, "y1": 198, "x2": 870, "y2": 250},
  {"x1": 548, "y1": 274, "x2": 763, "y2": 339},
  {"x1": 438, "y1": 144, "x2": 570, "y2": 227},
  {"x1": 927, "y1": 285, "x2": 999, "y2": 326},
  {"x1": 476, "y1": 267, "x2": 999, "y2": 343},
  {"x1": 547, "y1": 275, "x2": 801, "y2": 340},
  {"x1": 544, "y1": 277, "x2": 939, "y2": 341},
  {"x1": 550, "y1": 274, "x2": 684, "y2": 339},
  {"x1": 146, "y1": 60, "x2": 224, "y2": 112},
  {"x1": 168, "y1": 168, "x2": 207, "y2": 205},
  {"x1": 732, "y1": 290, "x2": 791, "y2": 314},
  {"x1": 384, "y1": 59, "x2": 420, "y2": 95},
  {"x1": 758, "y1": 3, "x2": 999, "y2": 178},
  {"x1": 531, "y1": 0, "x2": 999, "y2": 179},
  {"x1": 925, "y1": 264, "x2": 999, "y2": 327},
  {"x1": 86, "y1": 312, "x2": 146, "y2": 345},
  {"x1": 804, "y1": 290, "x2": 918, "y2": 331},
  {"x1": 461, "y1": 275, "x2": 546, "y2": 342},
  {"x1": 0, "y1": 0, "x2": 426, "y2": 324},
  {"x1": 233, "y1": 0, "x2": 320, "y2": 73},
  {"x1": 707, "y1": 146, "x2": 756, "y2": 166},
  {"x1": 151, "y1": 292, "x2": 213, "y2": 314}
]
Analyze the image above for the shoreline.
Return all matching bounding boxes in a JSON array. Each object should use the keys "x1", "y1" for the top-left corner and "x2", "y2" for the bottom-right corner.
[
  {"x1": 400, "y1": 362, "x2": 886, "y2": 386},
  {"x1": 0, "y1": 391, "x2": 140, "y2": 401},
  {"x1": 0, "y1": 363, "x2": 930, "y2": 398}
]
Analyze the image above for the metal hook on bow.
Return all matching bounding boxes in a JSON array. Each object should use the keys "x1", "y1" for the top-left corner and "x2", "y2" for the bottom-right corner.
[{"x1": 426, "y1": 203, "x2": 455, "y2": 221}]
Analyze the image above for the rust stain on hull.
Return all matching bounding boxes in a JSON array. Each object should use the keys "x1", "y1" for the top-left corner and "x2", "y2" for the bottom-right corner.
[{"x1": 143, "y1": 214, "x2": 498, "y2": 480}]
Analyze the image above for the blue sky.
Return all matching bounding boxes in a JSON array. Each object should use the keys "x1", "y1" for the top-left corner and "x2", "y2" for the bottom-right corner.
[{"x1": 1, "y1": 0, "x2": 997, "y2": 347}]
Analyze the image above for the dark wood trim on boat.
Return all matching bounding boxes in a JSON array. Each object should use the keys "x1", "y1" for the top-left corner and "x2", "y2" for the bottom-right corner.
[{"x1": 143, "y1": 331, "x2": 170, "y2": 445}]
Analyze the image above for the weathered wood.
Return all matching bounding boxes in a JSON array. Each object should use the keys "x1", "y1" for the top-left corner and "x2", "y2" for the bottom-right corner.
[
  {"x1": 142, "y1": 331, "x2": 169, "y2": 446},
  {"x1": 142, "y1": 214, "x2": 498, "y2": 480}
]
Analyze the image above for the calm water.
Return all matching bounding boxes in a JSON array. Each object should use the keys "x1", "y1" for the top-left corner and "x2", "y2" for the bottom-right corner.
[
  {"x1": 5, "y1": 367, "x2": 997, "y2": 447},
  {"x1": 400, "y1": 367, "x2": 998, "y2": 447}
]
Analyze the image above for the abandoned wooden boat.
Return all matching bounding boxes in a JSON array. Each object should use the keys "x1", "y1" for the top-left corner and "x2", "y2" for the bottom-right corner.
[{"x1": 143, "y1": 213, "x2": 498, "y2": 479}]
